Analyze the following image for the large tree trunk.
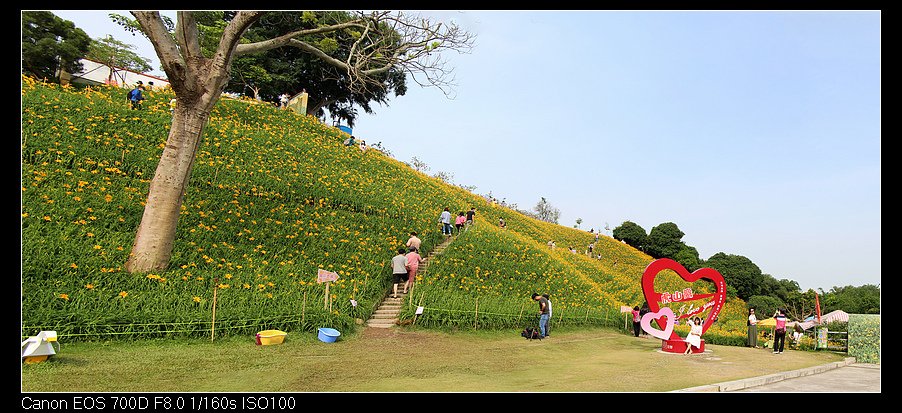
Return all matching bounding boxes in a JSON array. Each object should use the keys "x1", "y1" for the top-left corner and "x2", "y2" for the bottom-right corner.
[
  {"x1": 124, "y1": 103, "x2": 212, "y2": 272},
  {"x1": 123, "y1": 11, "x2": 261, "y2": 273}
]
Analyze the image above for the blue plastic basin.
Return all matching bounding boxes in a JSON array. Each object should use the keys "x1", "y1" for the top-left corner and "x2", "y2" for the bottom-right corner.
[{"x1": 317, "y1": 328, "x2": 341, "y2": 343}]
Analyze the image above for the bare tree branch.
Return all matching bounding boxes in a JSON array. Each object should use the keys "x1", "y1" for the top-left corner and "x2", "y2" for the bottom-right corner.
[
  {"x1": 131, "y1": 12, "x2": 185, "y2": 84},
  {"x1": 234, "y1": 20, "x2": 366, "y2": 55},
  {"x1": 233, "y1": 11, "x2": 475, "y2": 98}
]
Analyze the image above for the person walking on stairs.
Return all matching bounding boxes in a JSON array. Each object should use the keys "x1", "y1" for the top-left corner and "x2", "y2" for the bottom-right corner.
[
  {"x1": 390, "y1": 247, "x2": 409, "y2": 298},
  {"x1": 439, "y1": 207, "x2": 453, "y2": 236},
  {"x1": 405, "y1": 247, "x2": 423, "y2": 293},
  {"x1": 406, "y1": 231, "x2": 421, "y2": 251}
]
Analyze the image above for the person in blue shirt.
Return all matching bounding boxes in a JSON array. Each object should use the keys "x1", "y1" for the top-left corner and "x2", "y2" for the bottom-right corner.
[{"x1": 128, "y1": 84, "x2": 146, "y2": 110}]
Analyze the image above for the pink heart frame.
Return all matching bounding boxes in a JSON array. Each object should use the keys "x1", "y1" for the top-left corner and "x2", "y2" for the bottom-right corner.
[{"x1": 640, "y1": 307, "x2": 675, "y2": 340}]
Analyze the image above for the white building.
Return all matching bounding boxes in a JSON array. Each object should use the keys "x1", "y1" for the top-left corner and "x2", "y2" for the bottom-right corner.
[{"x1": 60, "y1": 58, "x2": 169, "y2": 89}]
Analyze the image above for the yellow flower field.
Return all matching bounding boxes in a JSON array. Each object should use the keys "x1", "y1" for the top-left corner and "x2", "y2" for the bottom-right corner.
[{"x1": 21, "y1": 76, "x2": 747, "y2": 344}]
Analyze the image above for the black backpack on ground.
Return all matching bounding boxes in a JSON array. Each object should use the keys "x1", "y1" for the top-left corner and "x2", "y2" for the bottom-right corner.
[{"x1": 521, "y1": 327, "x2": 542, "y2": 340}]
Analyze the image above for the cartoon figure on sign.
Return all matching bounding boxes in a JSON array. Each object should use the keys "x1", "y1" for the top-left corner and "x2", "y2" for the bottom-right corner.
[{"x1": 639, "y1": 258, "x2": 727, "y2": 354}]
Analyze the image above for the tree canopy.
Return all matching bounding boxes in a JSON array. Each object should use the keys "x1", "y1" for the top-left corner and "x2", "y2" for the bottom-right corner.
[
  {"x1": 746, "y1": 295, "x2": 784, "y2": 318},
  {"x1": 223, "y1": 11, "x2": 408, "y2": 126},
  {"x1": 87, "y1": 35, "x2": 154, "y2": 74},
  {"x1": 672, "y1": 244, "x2": 701, "y2": 272},
  {"x1": 612, "y1": 221, "x2": 647, "y2": 251},
  {"x1": 822, "y1": 284, "x2": 880, "y2": 314},
  {"x1": 22, "y1": 11, "x2": 91, "y2": 80},
  {"x1": 532, "y1": 197, "x2": 560, "y2": 224},
  {"x1": 645, "y1": 222, "x2": 686, "y2": 259},
  {"x1": 704, "y1": 252, "x2": 764, "y2": 301}
]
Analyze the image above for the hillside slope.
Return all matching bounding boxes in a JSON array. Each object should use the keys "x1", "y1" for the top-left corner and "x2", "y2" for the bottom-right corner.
[{"x1": 21, "y1": 77, "x2": 747, "y2": 342}]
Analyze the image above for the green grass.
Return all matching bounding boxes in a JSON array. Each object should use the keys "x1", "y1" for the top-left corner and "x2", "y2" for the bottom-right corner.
[{"x1": 21, "y1": 326, "x2": 846, "y2": 392}]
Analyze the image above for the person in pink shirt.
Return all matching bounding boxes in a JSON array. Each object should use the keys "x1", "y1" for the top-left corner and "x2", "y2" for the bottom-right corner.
[
  {"x1": 405, "y1": 247, "x2": 423, "y2": 292},
  {"x1": 773, "y1": 308, "x2": 788, "y2": 354},
  {"x1": 454, "y1": 212, "x2": 466, "y2": 234}
]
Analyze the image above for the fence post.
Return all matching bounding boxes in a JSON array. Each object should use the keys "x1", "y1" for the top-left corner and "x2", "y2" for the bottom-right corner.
[
  {"x1": 518, "y1": 303, "x2": 524, "y2": 323},
  {"x1": 474, "y1": 297, "x2": 479, "y2": 330},
  {"x1": 210, "y1": 280, "x2": 218, "y2": 342},
  {"x1": 323, "y1": 281, "x2": 330, "y2": 310}
]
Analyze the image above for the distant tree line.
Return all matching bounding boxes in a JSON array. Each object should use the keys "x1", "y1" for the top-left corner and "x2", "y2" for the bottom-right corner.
[{"x1": 612, "y1": 221, "x2": 879, "y2": 316}]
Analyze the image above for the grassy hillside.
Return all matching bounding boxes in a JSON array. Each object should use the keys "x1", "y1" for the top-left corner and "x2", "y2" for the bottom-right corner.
[{"x1": 21, "y1": 76, "x2": 748, "y2": 343}]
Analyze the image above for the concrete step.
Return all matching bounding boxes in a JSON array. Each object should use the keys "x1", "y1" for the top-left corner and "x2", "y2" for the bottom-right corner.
[
  {"x1": 364, "y1": 236, "x2": 453, "y2": 329},
  {"x1": 366, "y1": 320, "x2": 397, "y2": 328}
]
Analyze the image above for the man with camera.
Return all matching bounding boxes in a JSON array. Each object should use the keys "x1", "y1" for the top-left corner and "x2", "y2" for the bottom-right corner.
[
  {"x1": 773, "y1": 309, "x2": 788, "y2": 354},
  {"x1": 532, "y1": 293, "x2": 550, "y2": 338}
]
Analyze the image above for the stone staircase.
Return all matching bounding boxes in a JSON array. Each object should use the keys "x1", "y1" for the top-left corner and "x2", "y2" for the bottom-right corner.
[{"x1": 365, "y1": 235, "x2": 455, "y2": 328}]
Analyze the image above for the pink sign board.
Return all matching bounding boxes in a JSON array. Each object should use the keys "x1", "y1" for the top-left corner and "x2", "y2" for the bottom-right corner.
[{"x1": 317, "y1": 269, "x2": 339, "y2": 284}]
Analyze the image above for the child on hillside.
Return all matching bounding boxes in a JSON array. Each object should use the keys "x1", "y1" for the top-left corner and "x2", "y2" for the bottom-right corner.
[
  {"x1": 405, "y1": 247, "x2": 423, "y2": 293},
  {"x1": 455, "y1": 212, "x2": 466, "y2": 234}
]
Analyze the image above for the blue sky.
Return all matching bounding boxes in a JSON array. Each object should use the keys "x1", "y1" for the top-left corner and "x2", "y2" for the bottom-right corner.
[{"x1": 48, "y1": 10, "x2": 881, "y2": 293}]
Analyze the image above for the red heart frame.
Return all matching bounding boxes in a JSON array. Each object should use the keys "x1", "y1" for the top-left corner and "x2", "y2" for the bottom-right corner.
[{"x1": 641, "y1": 258, "x2": 726, "y2": 340}]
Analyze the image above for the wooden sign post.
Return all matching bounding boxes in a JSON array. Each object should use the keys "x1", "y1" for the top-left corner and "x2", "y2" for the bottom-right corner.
[
  {"x1": 317, "y1": 269, "x2": 339, "y2": 310},
  {"x1": 620, "y1": 305, "x2": 633, "y2": 331}
]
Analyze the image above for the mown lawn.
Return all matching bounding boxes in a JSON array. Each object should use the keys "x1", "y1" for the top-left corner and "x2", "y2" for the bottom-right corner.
[{"x1": 21, "y1": 326, "x2": 846, "y2": 393}]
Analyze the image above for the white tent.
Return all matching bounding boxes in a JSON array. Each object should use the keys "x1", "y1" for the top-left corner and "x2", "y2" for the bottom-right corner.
[
  {"x1": 821, "y1": 309, "x2": 850, "y2": 324},
  {"x1": 796, "y1": 310, "x2": 850, "y2": 330},
  {"x1": 797, "y1": 320, "x2": 818, "y2": 330}
]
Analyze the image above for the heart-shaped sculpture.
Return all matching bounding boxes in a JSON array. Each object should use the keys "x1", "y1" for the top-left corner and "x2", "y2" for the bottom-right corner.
[
  {"x1": 641, "y1": 258, "x2": 726, "y2": 340},
  {"x1": 640, "y1": 307, "x2": 675, "y2": 340}
]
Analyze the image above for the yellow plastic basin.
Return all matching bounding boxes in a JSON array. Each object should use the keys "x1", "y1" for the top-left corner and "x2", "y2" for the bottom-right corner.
[{"x1": 256, "y1": 330, "x2": 287, "y2": 345}]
